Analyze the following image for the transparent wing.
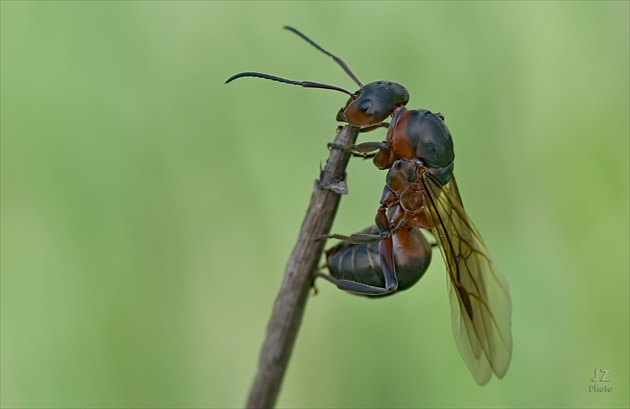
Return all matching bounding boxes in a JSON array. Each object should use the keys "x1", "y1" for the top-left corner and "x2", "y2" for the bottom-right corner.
[{"x1": 422, "y1": 172, "x2": 512, "y2": 385}]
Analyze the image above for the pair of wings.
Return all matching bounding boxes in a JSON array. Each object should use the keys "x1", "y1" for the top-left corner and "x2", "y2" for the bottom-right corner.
[{"x1": 420, "y1": 171, "x2": 513, "y2": 385}]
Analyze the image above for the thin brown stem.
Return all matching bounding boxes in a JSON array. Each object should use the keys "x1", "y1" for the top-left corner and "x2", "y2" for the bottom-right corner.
[{"x1": 246, "y1": 125, "x2": 360, "y2": 409}]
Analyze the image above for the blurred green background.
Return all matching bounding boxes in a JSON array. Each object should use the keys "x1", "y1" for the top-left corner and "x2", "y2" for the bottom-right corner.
[{"x1": 1, "y1": 1, "x2": 628, "y2": 408}]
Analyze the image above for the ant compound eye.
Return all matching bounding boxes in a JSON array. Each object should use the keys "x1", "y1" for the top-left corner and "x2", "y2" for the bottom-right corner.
[{"x1": 358, "y1": 98, "x2": 372, "y2": 113}]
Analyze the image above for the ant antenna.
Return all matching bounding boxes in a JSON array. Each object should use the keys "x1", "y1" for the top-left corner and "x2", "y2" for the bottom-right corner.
[
  {"x1": 283, "y1": 26, "x2": 363, "y2": 88},
  {"x1": 224, "y1": 72, "x2": 355, "y2": 98},
  {"x1": 225, "y1": 26, "x2": 364, "y2": 98}
]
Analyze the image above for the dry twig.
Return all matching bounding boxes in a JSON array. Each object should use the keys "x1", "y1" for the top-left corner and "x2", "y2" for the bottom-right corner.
[{"x1": 246, "y1": 125, "x2": 360, "y2": 408}]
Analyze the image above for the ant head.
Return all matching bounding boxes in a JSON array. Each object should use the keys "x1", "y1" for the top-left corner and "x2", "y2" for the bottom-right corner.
[{"x1": 338, "y1": 81, "x2": 409, "y2": 126}]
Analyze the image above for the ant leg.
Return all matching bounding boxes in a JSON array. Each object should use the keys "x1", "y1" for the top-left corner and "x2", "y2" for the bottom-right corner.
[
  {"x1": 315, "y1": 270, "x2": 339, "y2": 286},
  {"x1": 327, "y1": 141, "x2": 387, "y2": 158},
  {"x1": 317, "y1": 270, "x2": 396, "y2": 295},
  {"x1": 324, "y1": 231, "x2": 385, "y2": 244},
  {"x1": 329, "y1": 208, "x2": 398, "y2": 296},
  {"x1": 315, "y1": 269, "x2": 391, "y2": 295},
  {"x1": 331, "y1": 233, "x2": 398, "y2": 296},
  {"x1": 335, "y1": 279, "x2": 397, "y2": 295},
  {"x1": 359, "y1": 122, "x2": 389, "y2": 133}
]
